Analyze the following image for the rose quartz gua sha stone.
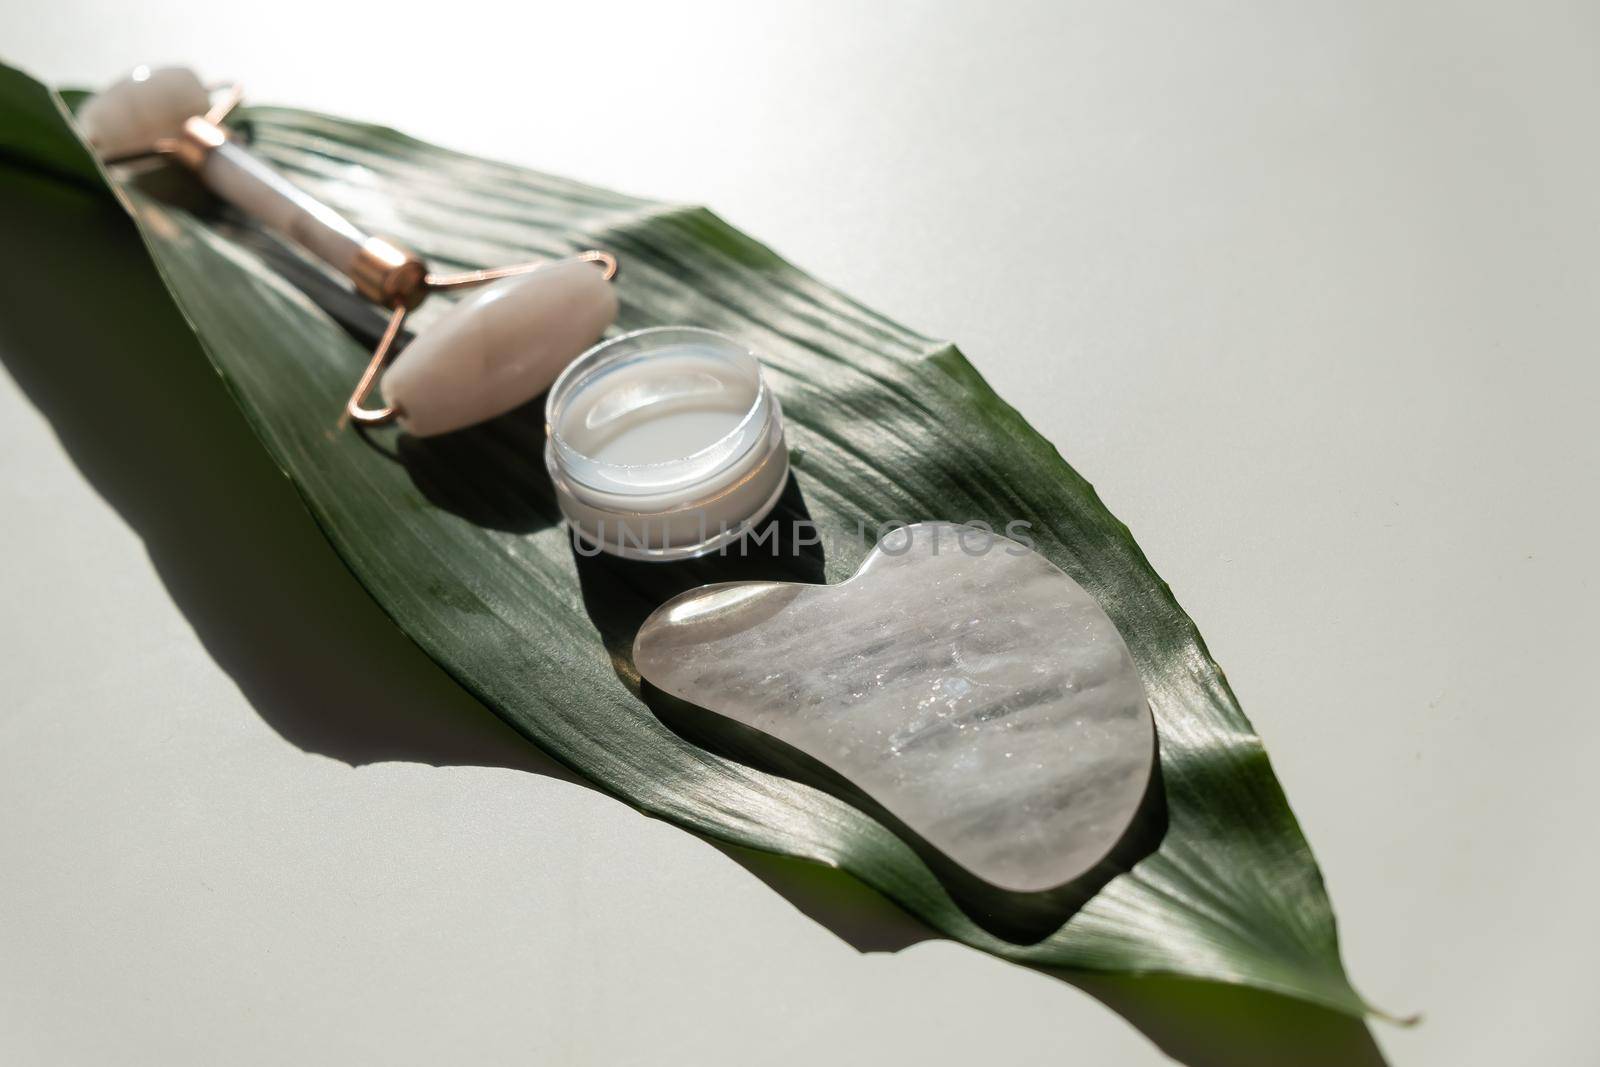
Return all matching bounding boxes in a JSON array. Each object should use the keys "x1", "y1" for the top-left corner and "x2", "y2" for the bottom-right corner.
[{"x1": 633, "y1": 523, "x2": 1162, "y2": 941}]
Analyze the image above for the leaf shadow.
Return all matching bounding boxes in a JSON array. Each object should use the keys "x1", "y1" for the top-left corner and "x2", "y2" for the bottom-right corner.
[
  {"x1": 696, "y1": 842, "x2": 1389, "y2": 1064},
  {"x1": 0, "y1": 166, "x2": 587, "y2": 783},
  {"x1": 0, "y1": 169, "x2": 1388, "y2": 1066}
]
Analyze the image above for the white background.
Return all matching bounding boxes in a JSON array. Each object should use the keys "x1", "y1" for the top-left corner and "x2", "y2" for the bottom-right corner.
[{"x1": 2, "y1": 2, "x2": 1597, "y2": 1064}]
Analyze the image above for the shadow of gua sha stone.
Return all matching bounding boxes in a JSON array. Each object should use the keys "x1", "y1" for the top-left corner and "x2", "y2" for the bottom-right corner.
[{"x1": 634, "y1": 522, "x2": 1167, "y2": 944}]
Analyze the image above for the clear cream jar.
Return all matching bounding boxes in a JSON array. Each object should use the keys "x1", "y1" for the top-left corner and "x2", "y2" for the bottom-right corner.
[{"x1": 544, "y1": 327, "x2": 790, "y2": 560}]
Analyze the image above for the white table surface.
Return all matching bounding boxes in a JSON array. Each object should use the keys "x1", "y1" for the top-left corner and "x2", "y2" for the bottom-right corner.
[{"x1": 2, "y1": 3, "x2": 1596, "y2": 1064}]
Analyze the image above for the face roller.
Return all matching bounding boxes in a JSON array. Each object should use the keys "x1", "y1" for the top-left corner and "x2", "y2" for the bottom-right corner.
[{"x1": 77, "y1": 66, "x2": 620, "y2": 437}]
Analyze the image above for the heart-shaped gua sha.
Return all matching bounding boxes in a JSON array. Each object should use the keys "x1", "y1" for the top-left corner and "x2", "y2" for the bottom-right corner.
[{"x1": 633, "y1": 523, "x2": 1159, "y2": 940}]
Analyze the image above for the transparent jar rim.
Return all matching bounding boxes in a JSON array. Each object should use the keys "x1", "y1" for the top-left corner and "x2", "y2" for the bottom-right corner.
[{"x1": 545, "y1": 326, "x2": 772, "y2": 494}]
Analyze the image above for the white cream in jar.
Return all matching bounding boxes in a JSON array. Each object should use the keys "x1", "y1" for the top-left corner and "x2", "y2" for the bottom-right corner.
[{"x1": 544, "y1": 327, "x2": 789, "y2": 560}]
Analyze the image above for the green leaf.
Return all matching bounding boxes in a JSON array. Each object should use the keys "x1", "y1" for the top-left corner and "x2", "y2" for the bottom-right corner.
[{"x1": 0, "y1": 62, "x2": 1378, "y2": 1019}]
